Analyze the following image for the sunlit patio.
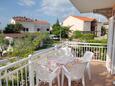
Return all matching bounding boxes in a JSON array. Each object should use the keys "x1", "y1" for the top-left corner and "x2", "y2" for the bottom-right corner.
[
  {"x1": 37, "y1": 60, "x2": 115, "y2": 86},
  {"x1": 86, "y1": 61, "x2": 115, "y2": 86},
  {"x1": 0, "y1": 42, "x2": 110, "y2": 86},
  {"x1": 1, "y1": 0, "x2": 115, "y2": 86}
]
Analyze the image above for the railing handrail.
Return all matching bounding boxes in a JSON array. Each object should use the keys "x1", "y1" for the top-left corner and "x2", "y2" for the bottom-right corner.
[
  {"x1": 0, "y1": 57, "x2": 29, "y2": 71},
  {"x1": 64, "y1": 41, "x2": 107, "y2": 46},
  {"x1": 69, "y1": 45, "x2": 107, "y2": 48},
  {"x1": 0, "y1": 46, "x2": 56, "y2": 72}
]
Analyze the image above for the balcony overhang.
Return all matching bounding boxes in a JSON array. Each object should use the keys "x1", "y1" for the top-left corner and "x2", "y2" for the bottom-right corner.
[
  {"x1": 70, "y1": 0, "x2": 115, "y2": 18},
  {"x1": 93, "y1": 8, "x2": 112, "y2": 19}
]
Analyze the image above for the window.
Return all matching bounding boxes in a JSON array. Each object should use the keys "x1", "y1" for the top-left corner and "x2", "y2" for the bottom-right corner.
[
  {"x1": 37, "y1": 28, "x2": 40, "y2": 32},
  {"x1": 26, "y1": 28, "x2": 29, "y2": 32},
  {"x1": 23, "y1": 28, "x2": 26, "y2": 32},
  {"x1": 46, "y1": 28, "x2": 49, "y2": 31}
]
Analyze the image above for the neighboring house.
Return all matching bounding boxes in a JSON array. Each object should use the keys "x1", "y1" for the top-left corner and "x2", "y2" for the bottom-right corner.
[
  {"x1": 63, "y1": 16, "x2": 102, "y2": 36},
  {"x1": 11, "y1": 16, "x2": 50, "y2": 33},
  {"x1": 103, "y1": 22, "x2": 109, "y2": 33}
]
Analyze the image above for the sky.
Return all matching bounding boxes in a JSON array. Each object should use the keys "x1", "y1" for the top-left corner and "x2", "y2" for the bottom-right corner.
[{"x1": 0, "y1": 0, "x2": 107, "y2": 29}]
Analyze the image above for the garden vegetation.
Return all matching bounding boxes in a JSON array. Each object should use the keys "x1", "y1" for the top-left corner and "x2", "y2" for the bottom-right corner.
[{"x1": 0, "y1": 32, "x2": 53, "y2": 58}]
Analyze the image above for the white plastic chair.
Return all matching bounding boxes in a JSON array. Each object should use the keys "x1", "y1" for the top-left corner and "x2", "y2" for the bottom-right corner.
[
  {"x1": 60, "y1": 46, "x2": 73, "y2": 57},
  {"x1": 62, "y1": 62, "x2": 87, "y2": 86},
  {"x1": 83, "y1": 51, "x2": 94, "y2": 62},
  {"x1": 82, "y1": 51, "x2": 94, "y2": 80},
  {"x1": 35, "y1": 64, "x2": 60, "y2": 86},
  {"x1": 37, "y1": 57, "x2": 48, "y2": 65}
]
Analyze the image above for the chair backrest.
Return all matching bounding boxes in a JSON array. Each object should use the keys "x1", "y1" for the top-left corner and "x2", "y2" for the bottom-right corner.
[
  {"x1": 37, "y1": 57, "x2": 48, "y2": 65},
  {"x1": 60, "y1": 46, "x2": 72, "y2": 56},
  {"x1": 65, "y1": 62, "x2": 87, "y2": 80},
  {"x1": 83, "y1": 51, "x2": 94, "y2": 62},
  {"x1": 36, "y1": 65, "x2": 51, "y2": 81}
]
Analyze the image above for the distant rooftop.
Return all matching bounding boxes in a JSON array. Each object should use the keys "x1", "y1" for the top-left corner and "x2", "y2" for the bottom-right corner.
[
  {"x1": 72, "y1": 16, "x2": 96, "y2": 22},
  {"x1": 12, "y1": 16, "x2": 49, "y2": 25}
]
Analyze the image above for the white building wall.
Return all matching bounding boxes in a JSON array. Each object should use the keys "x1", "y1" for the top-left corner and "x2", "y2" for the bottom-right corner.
[
  {"x1": 34, "y1": 24, "x2": 50, "y2": 32},
  {"x1": 97, "y1": 22, "x2": 102, "y2": 36},
  {"x1": 11, "y1": 19, "x2": 50, "y2": 33},
  {"x1": 83, "y1": 21, "x2": 91, "y2": 31},
  {"x1": 11, "y1": 19, "x2": 16, "y2": 24},
  {"x1": 21, "y1": 22, "x2": 35, "y2": 32},
  {"x1": 63, "y1": 16, "x2": 84, "y2": 31}
]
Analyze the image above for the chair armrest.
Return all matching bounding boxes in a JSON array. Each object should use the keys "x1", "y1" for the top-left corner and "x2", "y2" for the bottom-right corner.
[
  {"x1": 51, "y1": 67, "x2": 60, "y2": 75},
  {"x1": 62, "y1": 66, "x2": 71, "y2": 78},
  {"x1": 62, "y1": 66, "x2": 69, "y2": 72}
]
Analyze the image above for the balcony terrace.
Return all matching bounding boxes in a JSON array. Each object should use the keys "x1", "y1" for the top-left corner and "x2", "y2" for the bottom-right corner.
[
  {"x1": 38, "y1": 61, "x2": 114, "y2": 86},
  {"x1": 0, "y1": 42, "x2": 112, "y2": 86}
]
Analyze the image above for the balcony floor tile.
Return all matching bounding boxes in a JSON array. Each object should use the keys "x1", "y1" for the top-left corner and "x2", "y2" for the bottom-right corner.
[{"x1": 38, "y1": 60, "x2": 115, "y2": 86}]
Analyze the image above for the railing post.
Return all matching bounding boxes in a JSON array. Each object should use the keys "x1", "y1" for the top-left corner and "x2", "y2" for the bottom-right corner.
[
  {"x1": 28, "y1": 54, "x2": 34, "y2": 86},
  {"x1": 0, "y1": 71, "x2": 2, "y2": 86}
]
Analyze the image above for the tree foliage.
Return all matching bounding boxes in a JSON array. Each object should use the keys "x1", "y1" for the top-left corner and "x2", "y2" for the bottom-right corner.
[
  {"x1": 52, "y1": 19, "x2": 70, "y2": 38},
  {"x1": 52, "y1": 19, "x2": 61, "y2": 36},
  {"x1": 0, "y1": 34, "x2": 5, "y2": 45},
  {"x1": 11, "y1": 32, "x2": 52, "y2": 58},
  {"x1": 72, "y1": 31, "x2": 82, "y2": 38},
  {"x1": 60, "y1": 26, "x2": 70, "y2": 38},
  {"x1": 4, "y1": 23, "x2": 23, "y2": 33},
  {"x1": 101, "y1": 26, "x2": 106, "y2": 36},
  {"x1": 72, "y1": 31, "x2": 95, "y2": 42}
]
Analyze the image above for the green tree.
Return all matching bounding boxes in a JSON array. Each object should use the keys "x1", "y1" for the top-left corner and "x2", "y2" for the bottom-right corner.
[
  {"x1": 4, "y1": 24, "x2": 15, "y2": 33},
  {"x1": 60, "y1": 26, "x2": 70, "y2": 38},
  {"x1": 14, "y1": 23, "x2": 23, "y2": 33},
  {"x1": 101, "y1": 26, "x2": 106, "y2": 36},
  {"x1": 52, "y1": 19, "x2": 61, "y2": 36},
  {"x1": 52, "y1": 19, "x2": 70, "y2": 38},
  {"x1": 72, "y1": 31, "x2": 82, "y2": 38},
  {"x1": 4, "y1": 23, "x2": 23, "y2": 33},
  {"x1": 11, "y1": 32, "x2": 52, "y2": 58},
  {"x1": 56, "y1": 18, "x2": 60, "y2": 26}
]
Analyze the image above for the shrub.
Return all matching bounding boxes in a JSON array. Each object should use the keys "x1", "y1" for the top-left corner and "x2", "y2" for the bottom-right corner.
[
  {"x1": 72, "y1": 31, "x2": 95, "y2": 40},
  {"x1": 80, "y1": 34, "x2": 95, "y2": 40},
  {"x1": 101, "y1": 26, "x2": 106, "y2": 36},
  {"x1": 68, "y1": 37, "x2": 73, "y2": 41},
  {"x1": 11, "y1": 38, "x2": 34, "y2": 57},
  {"x1": 86, "y1": 39, "x2": 107, "y2": 44},
  {"x1": 72, "y1": 31, "x2": 82, "y2": 38},
  {"x1": 0, "y1": 34, "x2": 5, "y2": 45},
  {"x1": 4, "y1": 23, "x2": 23, "y2": 33},
  {"x1": 11, "y1": 32, "x2": 53, "y2": 58}
]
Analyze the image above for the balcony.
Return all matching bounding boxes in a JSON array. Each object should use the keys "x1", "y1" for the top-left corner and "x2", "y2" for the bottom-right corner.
[
  {"x1": 0, "y1": 42, "x2": 111, "y2": 86},
  {"x1": 33, "y1": 61, "x2": 113, "y2": 86}
]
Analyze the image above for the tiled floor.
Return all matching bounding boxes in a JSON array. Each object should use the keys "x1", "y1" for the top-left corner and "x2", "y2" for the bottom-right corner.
[{"x1": 38, "y1": 60, "x2": 115, "y2": 86}]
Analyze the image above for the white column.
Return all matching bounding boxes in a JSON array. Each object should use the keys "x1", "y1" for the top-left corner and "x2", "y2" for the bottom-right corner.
[
  {"x1": 106, "y1": 17, "x2": 114, "y2": 73},
  {"x1": 28, "y1": 55, "x2": 35, "y2": 86},
  {"x1": 111, "y1": 16, "x2": 115, "y2": 74}
]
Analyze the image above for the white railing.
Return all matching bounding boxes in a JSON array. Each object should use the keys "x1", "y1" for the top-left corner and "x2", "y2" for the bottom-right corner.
[
  {"x1": 0, "y1": 42, "x2": 107, "y2": 86},
  {"x1": 65, "y1": 41, "x2": 107, "y2": 61},
  {"x1": 0, "y1": 47, "x2": 57, "y2": 86}
]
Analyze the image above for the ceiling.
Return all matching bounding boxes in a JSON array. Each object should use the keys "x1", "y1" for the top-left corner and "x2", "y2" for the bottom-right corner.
[
  {"x1": 70, "y1": 0, "x2": 115, "y2": 12},
  {"x1": 70, "y1": 0, "x2": 115, "y2": 18}
]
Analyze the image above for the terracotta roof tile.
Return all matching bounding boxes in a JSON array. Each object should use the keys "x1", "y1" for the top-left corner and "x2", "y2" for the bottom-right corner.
[
  {"x1": 13, "y1": 16, "x2": 49, "y2": 24},
  {"x1": 33, "y1": 20, "x2": 49, "y2": 24},
  {"x1": 13, "y1": 16, "x2": 33, "y2": 22},
  {"x1": 72, "y1": 16, "x2": 95, "y2": 21}
]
